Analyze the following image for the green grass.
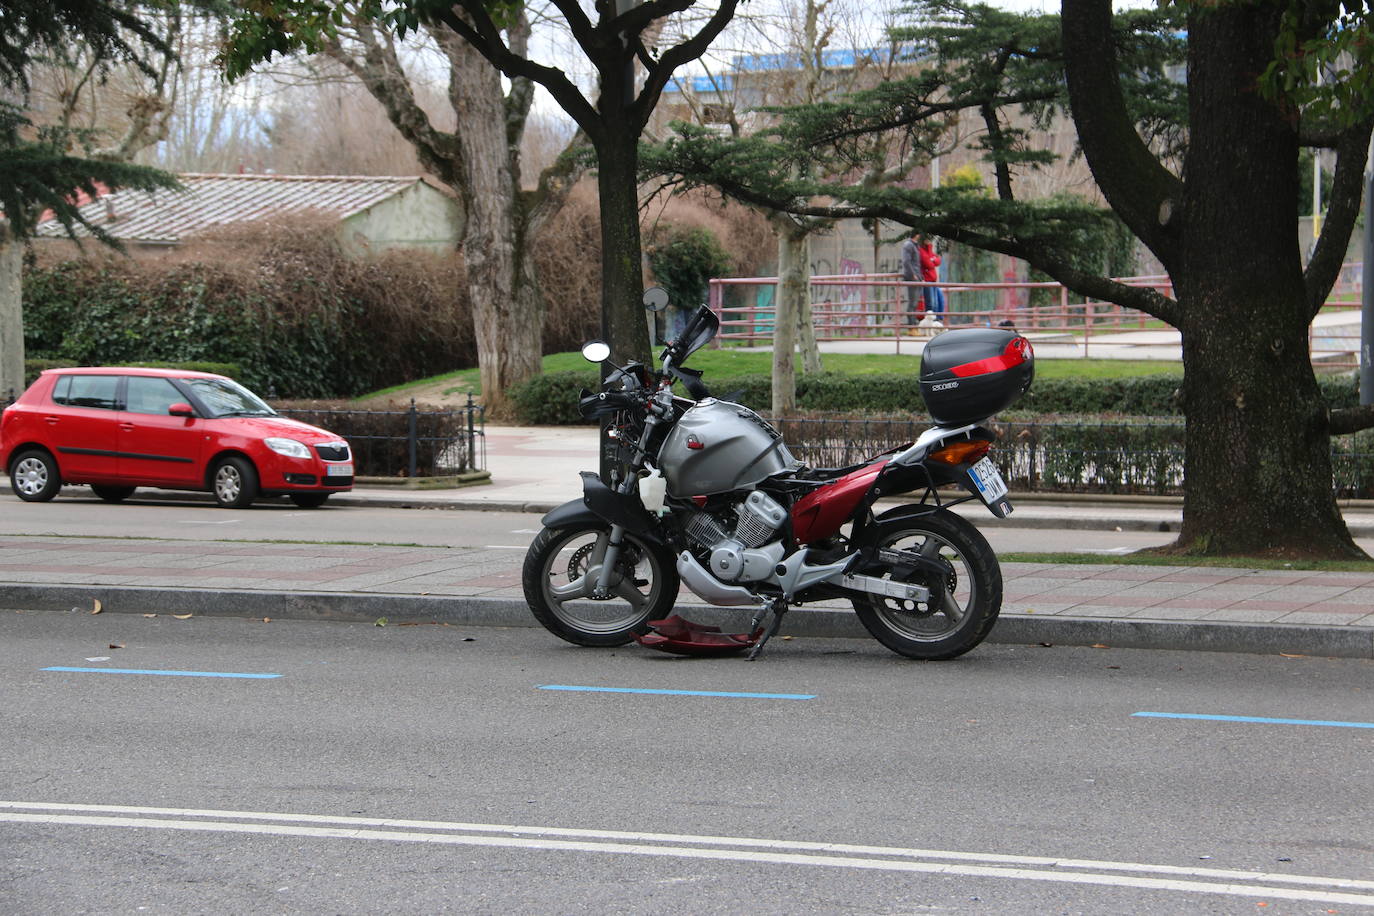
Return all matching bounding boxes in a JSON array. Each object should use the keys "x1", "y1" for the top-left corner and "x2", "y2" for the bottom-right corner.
[{"x1": 356, "y1": 352, "x2": 1180, "y2": 400}]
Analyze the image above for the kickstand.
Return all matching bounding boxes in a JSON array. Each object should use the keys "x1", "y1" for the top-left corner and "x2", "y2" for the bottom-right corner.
[{"x1": 746, "y1": 599, "x2": 788, "y2": 661}]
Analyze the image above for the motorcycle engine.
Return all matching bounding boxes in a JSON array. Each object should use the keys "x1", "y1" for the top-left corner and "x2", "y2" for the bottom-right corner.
[{"x1": 682, "y1": 491, "x2": 788, "y2": 583}]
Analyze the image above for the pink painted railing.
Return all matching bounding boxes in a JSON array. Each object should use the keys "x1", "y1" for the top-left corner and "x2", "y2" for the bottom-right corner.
[{"x1": 707, "y1": 266, "x2": 1363, "y2": 367}]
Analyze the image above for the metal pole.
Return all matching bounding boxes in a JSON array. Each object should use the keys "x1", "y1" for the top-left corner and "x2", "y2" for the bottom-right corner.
[
  {"x1": 1362, "y1": 136, "x2": 1374, "y2": 406},
  {"x1": 407, "y1": 398, "x2": 418, "y2": 479},
  {"x1": 466, "y1": 393, "x2": 476, "y2": 472}
]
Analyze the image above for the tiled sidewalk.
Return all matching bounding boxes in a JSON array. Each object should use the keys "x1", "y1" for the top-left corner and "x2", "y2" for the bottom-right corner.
[{"x1": 1005, "y1": 562, "x2": 1374, "y2": 627}]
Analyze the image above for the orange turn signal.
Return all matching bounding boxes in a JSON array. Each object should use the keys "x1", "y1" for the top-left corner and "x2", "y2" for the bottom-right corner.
[{"x1": 929, "y1": 440, "x2": 991, "y2": 466}]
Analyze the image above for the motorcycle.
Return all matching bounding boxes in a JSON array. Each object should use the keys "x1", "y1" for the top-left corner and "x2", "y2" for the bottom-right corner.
[{"x1": 522, "y1": 289, "x2": 1033, "y2": 660}]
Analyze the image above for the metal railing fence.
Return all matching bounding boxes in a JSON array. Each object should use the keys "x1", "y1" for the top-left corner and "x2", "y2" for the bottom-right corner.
[
  {"x1": 771, "y1": 415, "x2": 1374, "y2": 499},
  {"x1": 274, "y1": 396, "x2": 486, "y2": 479},
  {"x1": 710, "y1": 265, "x2": 1364, "y2": 368}
]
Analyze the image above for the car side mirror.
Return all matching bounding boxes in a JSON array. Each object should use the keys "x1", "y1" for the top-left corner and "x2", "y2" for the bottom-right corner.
[{"x1": 168, "y1": 402, "x2": 196, "y2": 417}]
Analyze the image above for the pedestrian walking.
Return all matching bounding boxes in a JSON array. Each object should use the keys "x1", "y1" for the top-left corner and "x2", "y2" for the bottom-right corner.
[
  {"x1": 899, "y1": 231, "x2": 923, "y2": 324},
  {"x1": 918, "y1": 235, "x2": 945, "y2": 322}
]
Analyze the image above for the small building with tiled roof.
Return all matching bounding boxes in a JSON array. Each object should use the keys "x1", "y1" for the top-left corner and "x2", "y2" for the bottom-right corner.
[{"x1": 34, "y1": 173, "x2": 463, "y2": 256}]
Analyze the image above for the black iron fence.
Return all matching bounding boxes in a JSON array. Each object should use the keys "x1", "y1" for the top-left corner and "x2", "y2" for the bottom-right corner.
[
  {"x1": 772, "y1": 415, "x2": 1374, "y2": 499},
  {"x1": 274, "y1": 397, "x2": 486, "y2": 479}
]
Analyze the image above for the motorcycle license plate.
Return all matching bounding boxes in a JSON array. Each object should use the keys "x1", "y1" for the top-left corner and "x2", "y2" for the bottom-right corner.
[{"x1": 968, "y1": 457, "x2": 1007, "y2": 503}]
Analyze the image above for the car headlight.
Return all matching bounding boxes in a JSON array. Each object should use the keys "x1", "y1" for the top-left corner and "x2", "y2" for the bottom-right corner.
[{"x1": 265, "y1": 437, "x2": 311, "y2": 459}]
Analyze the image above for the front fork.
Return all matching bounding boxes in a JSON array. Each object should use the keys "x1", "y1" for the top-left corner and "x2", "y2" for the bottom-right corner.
[
  {"x1": 594, "y1": 396, "x2": 668, "y2": 597},
  {"x1": 593, "y1": 525, "x2": 628, "y2": 597}
]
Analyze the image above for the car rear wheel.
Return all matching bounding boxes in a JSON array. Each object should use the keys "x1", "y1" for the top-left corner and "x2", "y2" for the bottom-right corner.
[
  {"x1": 289, "y1": 493, "x2": 330, "y2": 508},
  {"x1": 91, "y1": 485, "x2": 136, "y2": 503},
  {"x1": 212, "y1": 457, "x2": 259, "y2": 509},
  {"x1": 10, "y1": 449, "x2": 60, "y2": 502}
]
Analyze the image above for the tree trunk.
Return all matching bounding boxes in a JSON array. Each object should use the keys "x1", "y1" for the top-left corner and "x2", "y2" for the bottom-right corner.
[
  {"x1": 772, "y1": 224, "x2": 807, "y2": 415},
  {"x1": 449, "y1": 41, "x2": 542, "y2": 419},
  {"x1": 1168, "y1": 6, "x2": 1360, "y2": 558},
  {"x1": 802, "y1": 293, "x2": 818, "y2": 376},
  {"x1": 595, "y1": 127, "x2": 651, "y2": 366},
  {"x1": 0, "y1": 226, "x2": 21, "y2": 401}
]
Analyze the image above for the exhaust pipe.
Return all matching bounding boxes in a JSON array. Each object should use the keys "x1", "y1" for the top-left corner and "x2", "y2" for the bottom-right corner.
[{"x1": 676, "y1": 551, "x2": 763, "y2": 607}]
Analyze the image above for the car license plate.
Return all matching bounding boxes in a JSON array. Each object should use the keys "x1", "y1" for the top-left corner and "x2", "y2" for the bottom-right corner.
[
  {"x1": 968, "y1": 457, "x2": 1007, "y2": 503},
  {"x1": 325, "y1": 463, "x2": 353, "y2": 477}
]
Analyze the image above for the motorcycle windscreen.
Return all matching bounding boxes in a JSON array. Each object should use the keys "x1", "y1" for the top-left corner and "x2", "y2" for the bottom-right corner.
[{"x1": 676, "y1": 306, "x2": 719, "y2": 359}]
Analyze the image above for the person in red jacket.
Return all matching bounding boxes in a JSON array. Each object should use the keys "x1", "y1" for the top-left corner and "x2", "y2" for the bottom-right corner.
[{"x1": 918, "y1": 235, "x2": 945, "y2": 319}]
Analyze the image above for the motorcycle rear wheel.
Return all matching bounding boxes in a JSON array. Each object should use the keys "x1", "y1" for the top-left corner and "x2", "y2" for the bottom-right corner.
[
  {"x1": 850, "y1": 509, "x2": 1002, "y2": 660},
  {"x1": 523, "y1": 524, "x2": 679, "y2": 647}
]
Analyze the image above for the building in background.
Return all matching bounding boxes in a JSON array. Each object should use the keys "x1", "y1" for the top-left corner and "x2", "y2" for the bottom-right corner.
[{"x1": 33, "y1": 173, "x2": 463, "y2": 257}]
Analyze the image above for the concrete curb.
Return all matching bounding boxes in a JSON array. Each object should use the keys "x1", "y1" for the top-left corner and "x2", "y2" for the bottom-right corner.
[{"x1": 4, "y1": 583, "x2": 1370, "y2": 659}]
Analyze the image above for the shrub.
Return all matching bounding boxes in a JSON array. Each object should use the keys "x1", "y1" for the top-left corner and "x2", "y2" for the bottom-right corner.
[
  {"x1": 646, "y1": 224, "x2": 733, "y2": 310},
  {"x1": 24, "y1": 218, "x2": 475, "y2": 399},
  {"x1": 20, "y1": 359, "x2": 77, "y2": 390}
]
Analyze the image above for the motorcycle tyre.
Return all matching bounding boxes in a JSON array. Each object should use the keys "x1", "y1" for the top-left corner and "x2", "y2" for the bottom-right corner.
[
  {"x1": 850, "y1": 509, "x2": 1002, "y2": 661},
  {"x1": 523, "y1": 523, "x2": 680, "y2": 647}
]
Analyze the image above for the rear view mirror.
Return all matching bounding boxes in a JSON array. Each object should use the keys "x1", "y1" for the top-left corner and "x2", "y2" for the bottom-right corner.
[
  {"x1": 168, "y1": 402, "x2": 195, "y2": 417},
  {"x1": 581, "y1": 340, "x2": 611, "y2": 363},
  {"x1": 642, "y1": 287, "x2": 670, "y2": 312}
]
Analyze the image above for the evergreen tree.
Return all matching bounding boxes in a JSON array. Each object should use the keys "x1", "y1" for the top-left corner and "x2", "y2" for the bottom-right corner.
[{"x1": 1, "y1": 0, "x2": 181, "y2": 397}]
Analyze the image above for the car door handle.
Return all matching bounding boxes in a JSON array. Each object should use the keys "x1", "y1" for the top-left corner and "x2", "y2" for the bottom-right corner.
[
  {"x1": 44, "y1": 417, "x2": 59, "y2": 425},
  {"x1": 120, "y1": 423, "x2": 136, "y2": 431}
]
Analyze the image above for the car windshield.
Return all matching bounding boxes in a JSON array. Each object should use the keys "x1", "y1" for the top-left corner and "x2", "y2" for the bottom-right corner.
[{"x1": 183, "y1": 378, "x2": 278, "y2": 418}]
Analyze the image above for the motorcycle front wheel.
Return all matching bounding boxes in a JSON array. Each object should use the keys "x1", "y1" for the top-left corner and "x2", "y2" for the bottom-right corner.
[
  {"x1": 850, "y1": 508, "x2": 1002, "y2": 660},
  {"x1": 522, "y1": 524, "x2": 679, "y2": 647}
]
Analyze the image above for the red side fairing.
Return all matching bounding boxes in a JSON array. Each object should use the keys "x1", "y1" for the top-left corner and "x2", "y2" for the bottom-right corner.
[{"x1": 791, "y1": 459, "x2": 889, "y2": 544}]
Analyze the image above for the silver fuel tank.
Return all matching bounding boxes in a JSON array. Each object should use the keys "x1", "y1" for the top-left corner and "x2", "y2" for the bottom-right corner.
[{"x1": 658, "y1": 398, "x2": 800, "y2": 497}]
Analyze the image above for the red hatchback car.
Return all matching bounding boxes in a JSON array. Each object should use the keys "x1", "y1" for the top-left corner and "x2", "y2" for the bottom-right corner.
[{"x1": 1, "y1": 368, "x2": 353, "y2": 508}]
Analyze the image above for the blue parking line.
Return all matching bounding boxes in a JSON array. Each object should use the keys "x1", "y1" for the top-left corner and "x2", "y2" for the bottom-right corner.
[
  {"x1": 539, "y1": 685, "x2": 815, "y2": 700},
  {"x1": 42, "y1": 667, "x2": 281, "y2": 679},
  {"x1": 1133, "y1": 711, "x2": 1374, "y2": 729}
]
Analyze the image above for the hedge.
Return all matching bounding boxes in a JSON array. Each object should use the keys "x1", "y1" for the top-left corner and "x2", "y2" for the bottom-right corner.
[
  {"x1": 8, "y1": 359, "x2": 242, "y2": 400},
  {"x1": 21, "y1": 223, "x2": 474, "y2": 399},
  {"x1": 505, "y1": 373, "x2": 1374, "y2": 497},
  {"x1": 508, "y1": 368, "x2": 1366, "y2": 425},
  {"x1": 773, "y1": 415, "x2": 1374, "y2": 499}
]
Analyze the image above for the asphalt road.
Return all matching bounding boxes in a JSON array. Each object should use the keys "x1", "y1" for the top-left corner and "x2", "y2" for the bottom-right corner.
[
  {"x1": 3, "y1": 610, "x2": 1372, "y2": 913},
  {"x1": 0, "y1": 492, "x2": 1177, "y2": 555}
]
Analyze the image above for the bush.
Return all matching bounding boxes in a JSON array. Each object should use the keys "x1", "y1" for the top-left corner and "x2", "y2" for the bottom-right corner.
[
  {"x1": 24, "y1": 219, "x2": 475, "y2": 398},
  {"x1": 508, "y1": 369, "x2": 1177, "y2": 424},
  {"x1": 10, "y1": 358, "x2": 241, "y2": 398},
  {"x1": 646, "y1": 224, "x2": 733, "y2": 310},
  {"x1": 20, "y1": 359, "x2": 77, "y2": 390}
]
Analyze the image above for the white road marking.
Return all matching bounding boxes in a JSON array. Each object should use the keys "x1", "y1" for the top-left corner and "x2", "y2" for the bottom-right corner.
[
  {"x1": 177, "y1": 519, "x2": 241, "y2": 525},
  {"x1": 484, "y1": 545, "x2": 528, "y2": 550},
  {"x1": 2, "y1": 801, "x2": 1372, "y2": 905}
]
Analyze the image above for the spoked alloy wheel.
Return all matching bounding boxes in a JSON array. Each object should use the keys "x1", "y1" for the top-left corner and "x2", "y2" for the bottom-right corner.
[
  {"x1": 212, "y1": 457, "x2": 258, "y2": 509},
  {"x1": 522, "y1": 524, "x2": 678, "y2": 647},
  {"x1": 10, "y1": 450, "x2": 60, "y2": 502},
  {"x1": 851, "y1": 508, "x2": 1002, "y2": 660}
]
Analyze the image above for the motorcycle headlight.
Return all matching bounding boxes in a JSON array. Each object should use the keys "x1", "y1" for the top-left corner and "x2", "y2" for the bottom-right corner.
[{"x1": 265, "y1": 437, "x2": 311, "y2": 459}]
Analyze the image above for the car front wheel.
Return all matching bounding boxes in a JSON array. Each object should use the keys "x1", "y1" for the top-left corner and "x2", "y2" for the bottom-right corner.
[
  {"x1": 212, "y1": 457, "x2": 259, "y2": 509},
  {"x1": 10, "y1": 449, "x2": 61, "y2": 502}
]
